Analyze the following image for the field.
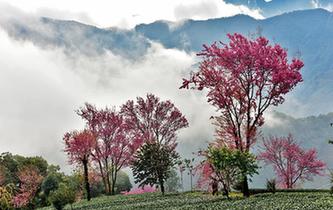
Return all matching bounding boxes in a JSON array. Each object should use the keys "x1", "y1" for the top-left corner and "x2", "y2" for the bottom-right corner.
[{"x1": 39, "y1": 191, "x2": 333, "y2": 210}]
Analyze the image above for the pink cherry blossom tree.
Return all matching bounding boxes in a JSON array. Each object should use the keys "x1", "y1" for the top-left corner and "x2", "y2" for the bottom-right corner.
[
  {"x1": 258, "y1": 135, "x2": 326, "y2": 189},
  {"x1": 181, "y1": 33, "x2": 303, "y2": 196},
  {"x1": 120, "y1": 93, "x2": 188, "y2": 147},
  {"x1": 77, "y1": 103, "x2": 142, "y2": 195},
  {"x1": 64, "y1": 130, "x2": 96, "y2": 201},
  {"x1": 12, "y1": 166, "x2": 43, "y2": 208},
  {"x1": 121, "y1": 94, "x2": 188, "y2": 193}
]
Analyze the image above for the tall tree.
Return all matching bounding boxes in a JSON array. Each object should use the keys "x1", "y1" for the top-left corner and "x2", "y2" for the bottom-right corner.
[
  {"x1": 64, "y1": 130, "x2": 96, "y2": 201},
  {"x1": 177, "y1": 161, "x2": 185, "y2": 192},
  {"x1": 181, "y1": 33, "x2": 303, "y2": 196},
  {"x1": 184, "y1": 158, "x2": 195, "y2": 191},
  {"x1": 77, "y1": 103, "x2": 141, "y2": 195},
  {"x1": 258, "y1": 135, "x2": 326, "y2": 189},
  {"x1": 121, "y1": 94, "x2": 188, "y2": 195}
]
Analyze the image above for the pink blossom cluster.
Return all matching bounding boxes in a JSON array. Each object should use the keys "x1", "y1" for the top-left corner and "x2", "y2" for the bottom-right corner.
[
  {"x1": 121, "y1": 185, "x2": 156, "y2": 195},
  {"x1": 12, "y1": 167, "x2": 43, "y2": 208}
]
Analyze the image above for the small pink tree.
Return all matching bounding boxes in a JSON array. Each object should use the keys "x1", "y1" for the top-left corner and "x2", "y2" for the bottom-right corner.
[
  {"x1": 12, "y1": 166, "x2": 43, "y2": 208},
  {"x1": 64, "y1": 130, "x2": 96, "y2": 201},
  {"x1": 258, "y1": 135, "x2": 326, "y2": 189},
  {"x1": 77, "y1": 103, "x2": 142, "y2": 195}
]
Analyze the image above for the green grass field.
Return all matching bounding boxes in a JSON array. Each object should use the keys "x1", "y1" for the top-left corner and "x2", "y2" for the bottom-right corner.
[{"x1": 38, "y1": 191, "x2": 333, "y2": 210}]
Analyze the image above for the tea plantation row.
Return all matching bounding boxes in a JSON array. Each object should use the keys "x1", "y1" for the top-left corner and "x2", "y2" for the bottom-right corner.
[{"x1": 38, "y1": 191, "x2": 333, "y2": 210}]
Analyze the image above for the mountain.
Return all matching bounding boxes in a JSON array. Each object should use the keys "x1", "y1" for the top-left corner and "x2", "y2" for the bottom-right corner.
[
  {"x1": 135, "y1": 9, "x2": 333, "y2": 115},
  {"x1": 2, "y1": 9, "x2": 333, "y2": 115},
  {"x1": 2, "y1": 17, "x2": 150, "y2": 58}
]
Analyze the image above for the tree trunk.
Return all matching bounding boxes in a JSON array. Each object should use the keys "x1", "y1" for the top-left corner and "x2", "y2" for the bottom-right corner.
[
  {"x1": 105, "y1": 158, "x2": 111, "y2": 195},
  {"x1": 111, "y1": 169, "x2": 117, "y2": 195},
  {"x1": 180, "y1": 171, "x2": 183, "y2": 192},
  {"x1": 190, "y1": 171, "x2": 193, "y2": 191},
  {"x1": 83, "y1": 159, "x2": 91, "y2": 201},
  {"x1": 160, "y1": 179, "x2": 165, "y2": 195},
  {"x1": 242, "y1": 175, "x2": 250, "y2": 197},
  {"x1": 224, "y1": 188, "x2": 229, "y2": 199},
  {"x1": 97, "y1": 160, "x2": 108, "y2": 194}
]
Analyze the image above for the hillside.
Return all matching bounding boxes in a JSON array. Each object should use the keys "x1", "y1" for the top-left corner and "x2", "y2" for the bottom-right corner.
[{"x1": 38, "y1": 191, "x2": 333, "y2": 210}]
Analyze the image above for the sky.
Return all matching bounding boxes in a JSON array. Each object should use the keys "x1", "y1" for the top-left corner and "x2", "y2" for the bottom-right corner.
[
  {"x1": 0, "y1": 0, "x2": 331, "y2": 29},
  {"x1": 0, "y1": 0, "x2": 331, "y2": 187}
]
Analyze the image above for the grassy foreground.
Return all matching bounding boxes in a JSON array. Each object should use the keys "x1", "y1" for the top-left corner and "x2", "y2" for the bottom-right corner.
[{"x1": 39, "y1": 191, "x2": 333, "y2": 210}]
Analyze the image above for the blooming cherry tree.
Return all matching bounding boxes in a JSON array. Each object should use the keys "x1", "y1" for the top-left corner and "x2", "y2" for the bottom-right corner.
[
  {"x1": 181, "y1": 33, "x2": 303, "y2": 196},
  {"x1": 77, "y1": 104, "x2": 142, "y2": 195},
  {"x1": 12, "y1": 166, "x2": 43, "y2": 208},
  {"x1": 258, "y1": 135, "x2": 326, "y2": 189},
  {"x1": 121, "y1": 93, "x2": 188, "y2": 147},
  {"x1": 64, "y1": 130, "x2": 96, "y2": 201},
  {"x1": 121, "y1": 94, "x2": 188, "y2": 194}
]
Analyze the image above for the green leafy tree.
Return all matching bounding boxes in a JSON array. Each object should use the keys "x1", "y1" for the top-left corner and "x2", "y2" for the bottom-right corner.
[
  {"x1": 165, "y1": 169, "x2": 180, "y2": 192},
  {"x1": 0, "y1": 153, "x2": 20, "y2": 184},
  {"x1": 266, "y1": 179, "x2": 276, "y2": 194},
  {"x1": 184, "y1": 158, "x2": 195, "y2": 191},
  {"x1": 49, "y1": 183, "x2": 76, "y2": 210},
  {"x1": 0, "y1": 153, "x2": 49, "y2": 185},
  {"x1": 207, "y1": 147, "x2": 258, "y2": 198},
  {"x1": 132, "y1": 141, "x2": 178, "y2": 195},
  {"x1": 114, "y1": 171, "x2": 132, "y2": 194},
  {"x1": 42, "y1": 166, "x2": 64, "y2": 197}
]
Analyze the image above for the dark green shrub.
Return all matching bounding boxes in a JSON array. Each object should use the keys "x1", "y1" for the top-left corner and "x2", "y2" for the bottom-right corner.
[
  {"x1": 49, "y1": 183, "x2": 75, "y2": 210},
  {"x1": 232, "y1": 179, "x2": 243, "y2": 192},
  {"x1": 115, "y1": 171, "x2": 132, "y2": 194},
  {"x1": 266, "y1": 179, "x2": 276, "y2": 194}
]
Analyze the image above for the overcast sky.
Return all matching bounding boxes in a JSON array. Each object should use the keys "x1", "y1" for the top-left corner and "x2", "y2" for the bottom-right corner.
[
  {"x1": 0, "y1": 0, "x2": 266, "y2": 29},
  {"x1": 1, "y1": 0, "x2": 331, "y2": 29},
  {"x1": 0, "y1": 0, "x2": 330, "y2": 179}
]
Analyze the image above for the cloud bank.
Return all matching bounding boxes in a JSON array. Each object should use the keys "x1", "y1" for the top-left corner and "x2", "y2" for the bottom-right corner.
[
  {"x1": 0, "y1": 0, "x2": 263, "y2": 29},
  {"x1": 0, "y1": 7, "x2": 217, "y2": 173}
]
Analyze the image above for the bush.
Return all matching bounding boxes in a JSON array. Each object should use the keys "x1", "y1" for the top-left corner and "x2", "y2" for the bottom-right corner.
[
  {"x1": 249, "y1": 188, "x2": 330, "y2": 195},
  {"x1": 232, "y1": 179, "x2": 243, "y2": 192},
  {"x1": 49, "y1": 183, "x2": 75, "y2": 210},
  {"x1": 0, "y1": 185, "x2": 13, "y2": 210},
  {"x1": 42, "y1": 173, "x2": 60, "y2": 197},
  {"x1": 114, "y1": 171, "x2": 132, "y2": 194},
  {"x1": 266, "y1": 179, "x2": 276, "y2": 194}
]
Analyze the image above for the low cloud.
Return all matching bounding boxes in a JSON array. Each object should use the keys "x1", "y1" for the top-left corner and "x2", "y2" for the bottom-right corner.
[
  {"x1": 174, "y1": 0, "x2": 264, "y2": 21},
  {"x1": 35, "y1": 7, "x2": 95, "y2": 25},
  {"x1": 0, "y1": 18, "x2": 216, "y2": 173},
  {"x1": 312, "y1": 0, "x2": 333, "y2": 11}
]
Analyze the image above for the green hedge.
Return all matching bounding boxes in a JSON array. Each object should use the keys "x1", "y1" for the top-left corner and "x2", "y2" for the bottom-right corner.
[{"x1": 249, "y1": 188, "x2": 330, "y2": 195}]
